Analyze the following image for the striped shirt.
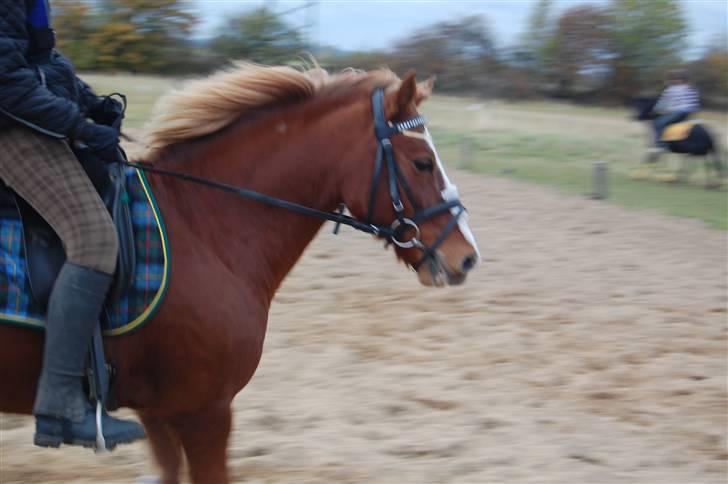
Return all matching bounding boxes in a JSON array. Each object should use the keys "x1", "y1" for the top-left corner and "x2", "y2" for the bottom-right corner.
[{"x1": 654, "y1": 84, "x2": 700, "y2": 114}]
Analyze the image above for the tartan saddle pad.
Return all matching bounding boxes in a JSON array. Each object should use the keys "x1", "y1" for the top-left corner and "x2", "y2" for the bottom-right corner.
[{"x1": 0, "y1": 167, "x2": 169, "y2": 336}]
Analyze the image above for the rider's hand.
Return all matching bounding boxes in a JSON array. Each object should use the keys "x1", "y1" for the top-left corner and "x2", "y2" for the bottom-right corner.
[
  {"x1": 90, "y1": 96, "x2": 124, "y2": 129},
  {"x1": 72, "y1": 122, "x2": 122, "y2": 163}
]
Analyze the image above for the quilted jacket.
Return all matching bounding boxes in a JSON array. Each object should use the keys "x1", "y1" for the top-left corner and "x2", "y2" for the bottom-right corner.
[{"x1": 0, "y1": 0, "x2": 99, "y2": 135}]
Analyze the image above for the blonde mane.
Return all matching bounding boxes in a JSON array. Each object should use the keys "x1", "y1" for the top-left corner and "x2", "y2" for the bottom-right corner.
[{"x1": 143, "y1": 62, "x2": 400, "y2": 159}]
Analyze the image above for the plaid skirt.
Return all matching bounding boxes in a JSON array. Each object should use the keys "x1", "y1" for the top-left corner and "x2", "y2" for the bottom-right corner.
[{"x1": 0, "y1": 127, "x2": 117, "y2": 274}]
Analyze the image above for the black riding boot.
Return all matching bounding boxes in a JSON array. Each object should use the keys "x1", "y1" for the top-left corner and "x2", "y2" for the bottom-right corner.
[{"x1": 33, "y1": 262, "x2": 145, "y2": 450}]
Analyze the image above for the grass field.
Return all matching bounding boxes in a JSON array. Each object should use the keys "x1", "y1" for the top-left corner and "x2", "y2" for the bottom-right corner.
[
  {"x1": 423, "y1": 96, "x2": 728, "y2": 230},
  {"x1": 83, "y1": 72, "x2": 728, "y2": 230}
]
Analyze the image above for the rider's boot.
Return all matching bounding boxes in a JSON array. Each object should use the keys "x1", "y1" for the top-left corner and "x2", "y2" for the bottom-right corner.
[{"x1": 33, "y1": 262, "x2": 146, "y2": 450}]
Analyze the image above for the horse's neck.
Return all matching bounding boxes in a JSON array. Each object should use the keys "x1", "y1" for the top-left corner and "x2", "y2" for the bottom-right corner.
[{"x1": 151, "y1": 105, "x2": 358, "y2": 304}]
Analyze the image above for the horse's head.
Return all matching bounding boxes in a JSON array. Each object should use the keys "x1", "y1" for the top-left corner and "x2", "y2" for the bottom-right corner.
[
  {"x1": 144, "y1": 65, "x2": 479, "y2": 287},
  {"x1": 341, "y1": 71, "x2": 480, "y2": 287},
  {"x1": 633, "y1": 96, "x2": 659, "y2": 121}
]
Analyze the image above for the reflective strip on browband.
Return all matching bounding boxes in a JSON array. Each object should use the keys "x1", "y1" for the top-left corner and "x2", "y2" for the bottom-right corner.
[{"x1": 390, "y1": 116, "x2": 427, "y2": 134}]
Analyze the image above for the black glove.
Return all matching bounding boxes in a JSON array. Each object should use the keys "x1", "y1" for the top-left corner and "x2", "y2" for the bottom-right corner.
[
  {"x1": 72, "y1": 122, "x2": 122, "y2": 164},
  {"x1": 90, "y1": 96, "x2": 124, "y2": 130}
]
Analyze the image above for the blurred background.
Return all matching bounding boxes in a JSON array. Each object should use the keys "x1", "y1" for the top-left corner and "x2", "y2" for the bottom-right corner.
[
  {"x1": 56, "y1": 0, "x2": 728, "y2": 228},
  {"x1": 55, "y1": 0, "x2": 727, "y2": 106}
]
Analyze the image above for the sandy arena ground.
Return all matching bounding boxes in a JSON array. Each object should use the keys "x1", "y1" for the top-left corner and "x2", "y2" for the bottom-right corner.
[{"x1": 1, "y1": 170, "x2": 726, "y2": 483}]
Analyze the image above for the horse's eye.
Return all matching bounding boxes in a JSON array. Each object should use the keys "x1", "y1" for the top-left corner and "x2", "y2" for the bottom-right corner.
[{"x1": 413, "y1": 158, "x2": 434, "y2": 172}]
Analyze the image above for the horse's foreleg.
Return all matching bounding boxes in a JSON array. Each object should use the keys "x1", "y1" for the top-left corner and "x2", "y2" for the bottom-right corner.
[
  {"x1": 139, "y1": 413, "x2": 184, "y2": 484},
  {"x1": 701, "y1": 154, "x2": 724, "y2": 189},
  {"x1": 712, "y1": 150, "x2": 726, "y2": 181},
  {"x1": 173, "y1": 401, "x2": 232, "y2": 484},
  {"x1": 704, "y1": 157, "x2": 713, "y2": 188},
  {"x1": 679, "y1": 155, "x2": 698, "y2": 183}
]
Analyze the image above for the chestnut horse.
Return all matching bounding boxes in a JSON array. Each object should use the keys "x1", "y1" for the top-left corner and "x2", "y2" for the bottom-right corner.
[{"x1": 0, "y1": 64, "x2": 479, "y2": 483}]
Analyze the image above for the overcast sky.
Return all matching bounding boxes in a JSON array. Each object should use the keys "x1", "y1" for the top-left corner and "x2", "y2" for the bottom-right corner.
[{"x1": 192, "y1": 0, "x2": 727, "y2": 56}]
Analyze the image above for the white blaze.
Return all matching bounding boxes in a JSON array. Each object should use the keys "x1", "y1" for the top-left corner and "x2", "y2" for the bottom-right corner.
[{"x1": 423, "y1": 128, "x2": 481, "y2": 261}]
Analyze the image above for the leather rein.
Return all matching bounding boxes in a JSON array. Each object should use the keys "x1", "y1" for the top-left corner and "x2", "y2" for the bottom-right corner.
[{"x1": 126, "y1": 88, "x2": 465, "y2": 270}]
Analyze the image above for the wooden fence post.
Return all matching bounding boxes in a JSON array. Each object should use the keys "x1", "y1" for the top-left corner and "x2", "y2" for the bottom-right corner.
[{"x1": 592, "y1": 160, "x2": 609, "y2": 199}]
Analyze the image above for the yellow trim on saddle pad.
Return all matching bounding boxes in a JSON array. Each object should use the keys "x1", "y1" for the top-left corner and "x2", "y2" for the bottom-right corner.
[
  {"x1": 103, "y1": 170, "x2": 170, "y2": 336},
  {"x1": 661, "y1": 121, "x2": 696, "y2": 142}
]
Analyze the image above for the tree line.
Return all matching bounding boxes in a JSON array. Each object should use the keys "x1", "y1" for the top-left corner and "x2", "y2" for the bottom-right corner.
[{"x1": 53, "y1": 0, "x2": 727, "y2": 107}]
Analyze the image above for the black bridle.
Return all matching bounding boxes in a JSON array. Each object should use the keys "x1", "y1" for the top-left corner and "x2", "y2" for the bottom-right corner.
[
  {"x1": 364, "y1": 88, "x2": 465, "y2": 269},
  {"x1": 126, "y1": 88, "x2": 465, "y2": 270}
]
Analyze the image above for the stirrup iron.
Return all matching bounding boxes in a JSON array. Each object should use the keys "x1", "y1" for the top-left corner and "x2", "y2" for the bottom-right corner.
[{"x1": 95, "y1": 400, "x2": 107, "y2": 453}]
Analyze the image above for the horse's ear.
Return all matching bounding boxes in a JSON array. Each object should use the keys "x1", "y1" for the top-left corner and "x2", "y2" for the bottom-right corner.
[
  {"x1": 415, "y1": 75, "x2": 435, "y2": 105},
  {"x1": 395, "y1": 70, "x2": 418, "y2": 115}
]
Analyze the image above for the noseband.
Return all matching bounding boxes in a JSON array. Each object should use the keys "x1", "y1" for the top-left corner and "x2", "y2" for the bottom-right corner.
[{"x1": 126, "y1": 88, "x2": 465, "y2": 271}]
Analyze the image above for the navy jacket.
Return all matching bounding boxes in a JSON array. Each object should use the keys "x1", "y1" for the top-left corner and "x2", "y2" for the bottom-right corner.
[{"x1": 0, "y1": 0, "x2": 100, "y2": 135}]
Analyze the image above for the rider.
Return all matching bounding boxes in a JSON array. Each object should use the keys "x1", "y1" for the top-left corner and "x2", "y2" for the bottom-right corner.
[
  {"x1": 0, "y1": 0, "x2": 145, "y2": 448},
  {"x1": 652, "y1": 69, "x2": 701, "y2": 149}
]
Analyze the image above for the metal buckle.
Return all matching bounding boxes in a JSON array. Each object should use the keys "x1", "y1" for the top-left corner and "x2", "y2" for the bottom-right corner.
[{"x1": 390, "y1": 218, "x2": 420, "y2": 248}]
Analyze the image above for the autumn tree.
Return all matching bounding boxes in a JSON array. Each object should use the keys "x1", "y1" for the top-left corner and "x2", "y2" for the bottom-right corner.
[
  {"x1": 210, "y1": 8, "x2": 306, "y2": 65},
  {"x1": 608, "y1": 0, "x2": 687, "y2": 97},
  {"x1": 90, "y1": 0, "x2": 197, "y2": 73},
  {"x1": 391, "y1": 15, "x2": 497, "y2": 94},
  {"x1": 519, "y1": 0, "x2": 557, "y2": 74},
  {"x1": 52, "y1": 0, "x2": 97, "y2": 69},
  {"x1": 690, "y1": 38, "x2": 728, "y2": 108},
  {"x1": 551, "y1": 5, "x2": 612, "y2": 96}
]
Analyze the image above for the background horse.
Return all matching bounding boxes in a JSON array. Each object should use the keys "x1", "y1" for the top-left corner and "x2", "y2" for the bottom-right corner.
[
  {"x1": 633, "y1": 96, "x2": 725, "y2": 186},
  {"x1": 0, "y1": 65, "x2": 479, "y2": 483}
]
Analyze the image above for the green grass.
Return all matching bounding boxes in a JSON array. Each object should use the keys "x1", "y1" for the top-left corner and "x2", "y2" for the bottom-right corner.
[
  {"x1": 83, "y1": 73, "x2": 728, "y2": 230},
  {"x1": 422, "y1": 98, "x2": 728, "y2": 230},
  {"x1": 430, "y1": 129, "x2": 727, "y2": 230},
  {"x1": 81, "y1": 72, "x2": 182, "y2": 129}
]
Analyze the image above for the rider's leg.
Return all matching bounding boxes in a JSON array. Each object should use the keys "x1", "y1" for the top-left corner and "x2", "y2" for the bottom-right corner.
[
  {"x1": 653, "y1": 115, "x2": 670, "y2": 146},
  {"x1": 0, "y1": 127, "x2": 144, "y2": 449}
]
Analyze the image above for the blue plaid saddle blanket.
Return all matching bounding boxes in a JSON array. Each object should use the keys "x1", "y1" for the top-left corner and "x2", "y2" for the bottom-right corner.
[{"x1": 0, "y1": 167, "x2": 169, "y2": 336}]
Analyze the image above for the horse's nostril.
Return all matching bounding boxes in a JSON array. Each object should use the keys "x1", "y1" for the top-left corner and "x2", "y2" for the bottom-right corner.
[{"x1": 461, "y1": 253, "x2": 479, "y2": 273}]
